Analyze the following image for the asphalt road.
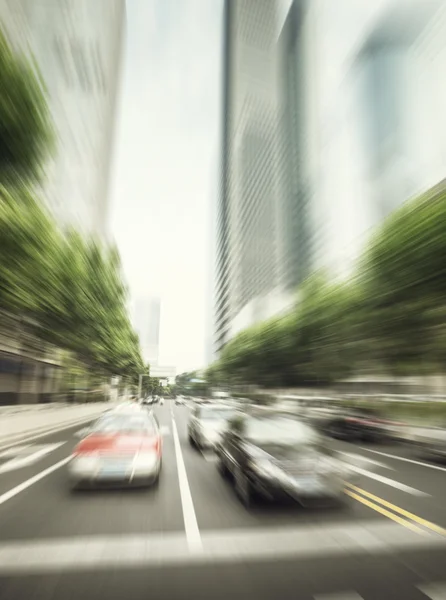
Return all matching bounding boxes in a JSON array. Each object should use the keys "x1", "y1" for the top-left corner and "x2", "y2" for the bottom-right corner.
[{"x1": 0, "y1": 400, "x2": 445, "y2": 600}]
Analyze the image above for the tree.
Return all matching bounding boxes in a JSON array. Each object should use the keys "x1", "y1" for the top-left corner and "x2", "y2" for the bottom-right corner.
[
  {"x1": 362, "y1": 180, "x2": 446, "y2": 373},
  {"x1": 0, "y1": 29, "x2": 54, "y2": 188}
]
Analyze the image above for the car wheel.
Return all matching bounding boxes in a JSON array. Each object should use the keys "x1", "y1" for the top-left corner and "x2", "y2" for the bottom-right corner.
[
  {"x1": 234, "y1": 466, "x2": 255, "y2": 509},
  {"x1": 188, "y1": 433, "x2": 195, "y2": 447},
  {"x1": 217, "y1": 453, "x2": 229, "y2": 478}
]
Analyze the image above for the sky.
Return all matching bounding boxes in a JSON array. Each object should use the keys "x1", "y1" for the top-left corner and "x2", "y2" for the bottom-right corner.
[{"x1": 109, "y1": 0, "x2": 223, "y2": 374}]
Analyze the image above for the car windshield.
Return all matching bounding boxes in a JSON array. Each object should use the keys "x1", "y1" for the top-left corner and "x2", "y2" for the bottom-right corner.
[
  {"x1": 91, "y1": 414, "x2": 155, "y2": 435},
  {"x1": 245, "y1": 416, "x2": 318, "y2": 445},
  {"x1": 200, "y1": 407, "x2": 234, "y2": 421}
]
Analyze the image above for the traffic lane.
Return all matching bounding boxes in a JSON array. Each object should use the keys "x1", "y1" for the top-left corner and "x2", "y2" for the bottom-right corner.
[
  {"x1": 171, "y1": 404, "x2": 384, "y2": 532},
  {"x1": 0, "y1": 420, "x2": 99, "y2": 497},
  {"x1": 332, "y1": 440, "x2": 446, "y2": 528},
  {"x1": 0, "y1": 410, "x2": 184, "y2": 541},
  {"x1": 0, "y1": 547, "x2": 446, "y2": 600},
  {"x1": 349, "y1": 442, "x2": 446, "y2": 500}
]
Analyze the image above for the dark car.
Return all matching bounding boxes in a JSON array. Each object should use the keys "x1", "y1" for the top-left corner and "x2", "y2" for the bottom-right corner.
[
  {"x1": 215, "y1": 411, "x2": 352, "y2": 509},
  {"x1": 320, "y1": 407, "x2": 401, "y2": 443}
]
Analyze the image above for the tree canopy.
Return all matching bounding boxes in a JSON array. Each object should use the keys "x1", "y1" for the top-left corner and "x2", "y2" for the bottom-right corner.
[
  {"x1": 0, "y1": 29, "x2": 53, "y2": 188},
  {"x1": 0, "y1": 188, "x2": 143, "y2": 377},
  {"x1": 208, "y1": 182, "x2": 446, "y2": 387}
]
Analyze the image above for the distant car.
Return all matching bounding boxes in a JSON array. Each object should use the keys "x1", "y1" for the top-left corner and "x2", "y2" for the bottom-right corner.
[
  {"x1": 175, "y1": 397, "x2": 184, "y2": 406},
  {"x1": 215, "y1": 411, "x2": 353, "y2": 509},
  {"x1": 69, "y1": 410, "x2": 162, "y2": 489},
  {"x1": 319, "y1": 408, "x2": 399, "y2": 443},
  {"x1": 188, "y1": 404, "x2": 236, "y2": 450}
]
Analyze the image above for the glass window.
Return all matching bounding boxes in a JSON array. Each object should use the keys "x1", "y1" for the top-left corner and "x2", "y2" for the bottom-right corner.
[
  {"x1": 246, "y1": 416, "x2": 318, "y2": 445},
  {"x1": 200, "y1": 407, "x2": 235, "y2": 421},
  {"x1": 91, "y1": 414, "x2": 155, "y2": 435}
]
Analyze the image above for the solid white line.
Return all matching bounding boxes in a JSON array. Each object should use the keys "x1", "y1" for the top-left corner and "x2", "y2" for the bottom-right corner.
[
  {"x1": 360, "y1": 447, "x2": 446, "y2": 473},
  {"x1": 349, "y1": 465, "x2": 429, "y2": 496},
  {"x1": 0, "y1": 443, "x2": 65, "y2": 474},
  {"x1": 0, "y1": 456, "x2": 71, "y2": 506},
  {"x1": 171, "y1": 413, "x2": 202, "y2": 553}
]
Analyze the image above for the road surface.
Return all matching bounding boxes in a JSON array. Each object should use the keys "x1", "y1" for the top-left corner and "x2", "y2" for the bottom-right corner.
[{"x1": 0, "y1": 401, "x2": 445, "y2": 600}]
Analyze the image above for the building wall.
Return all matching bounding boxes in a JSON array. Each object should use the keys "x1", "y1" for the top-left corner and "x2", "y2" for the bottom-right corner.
[
  {"x1": 214, "y1": 0, "x2": 288, "y2": 354},
  {"x1": 0, "y1": 0, "x2": 125, "y2": 237},
  {"x1": 294, "y1": 0, "x2": 443, "y2": 279},
  {"x1": 133, "y1": 297, "x2": 161, "y2": 366}
]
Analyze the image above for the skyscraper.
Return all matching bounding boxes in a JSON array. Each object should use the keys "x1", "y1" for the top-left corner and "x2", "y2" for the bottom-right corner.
[
  {"x1": 214, "y1": 0, "x2": 293, "y2": 356},
  {"x1": 0, "y1": 0, "x2": 125, "y2": 237},
  {"x1": 279, "y1": 0, "x2": 444, "y2": 280},
  {"x1": 133, "y1": 297, "x2": 161, "y2": 366}
]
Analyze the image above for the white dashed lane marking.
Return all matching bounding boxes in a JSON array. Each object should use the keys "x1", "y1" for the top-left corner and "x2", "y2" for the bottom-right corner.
[{"x1": 0, "y1": 443, "x2": 65, "y2": 474}]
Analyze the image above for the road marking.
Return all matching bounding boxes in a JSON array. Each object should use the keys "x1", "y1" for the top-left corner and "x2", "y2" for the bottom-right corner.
[
  {"x1": 171, "y1": 413, "x2": 202, "y2": 553},
  {"x1": 347, "y1": 484, "x2": 446, "y2": 537},
  {"x1": 345, "y1": 489, "x2": 424, "y2": 534},
  {"x1": 360, "y1": 448, "x2": 446, "y2": 473},
  {"x1": 0, "y1": 443, "x2": 65, "y2": 474},
  {"x1": 349, "y1": 465, "x2": 428, "y2": 496},
  {"x1": 0, "y1": 445, "x2": 30, "y2": 458},
  {"x1": 0, "y1": 521, "x2": 443, "y2": 573},
  {"x1": 0, "y1": 413, "x2": 105, "y2": 452},
  {"x1": 314, "y1": 593, "x2": 363, "y2": 600},
  {"x1": 340, "y1": 452, "x2": 393, "y2": 471},
  {"x1": 418, "y1": 582, "x2": 446, "y2": 599},
  {"x1": 0, "y1": 456, "x2": 71, "y2": 507}
]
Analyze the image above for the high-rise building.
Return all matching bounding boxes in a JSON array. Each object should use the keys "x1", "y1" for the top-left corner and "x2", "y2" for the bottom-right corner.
[
  {"x1": 279, "y1": 0, "x2": 444, "y2": 280},
  {"x1": 214, "y1": 0, "x2": 293, "y2": 356},
  {"x1": 0, "y1": 0, "x2": 125, "y2": 237},
  {"x1": 133, "y1": 297, "x2": 161, "y2": 366},
  {"x1": 214, "y1": 0, "x2": 446, "y2": 357}
]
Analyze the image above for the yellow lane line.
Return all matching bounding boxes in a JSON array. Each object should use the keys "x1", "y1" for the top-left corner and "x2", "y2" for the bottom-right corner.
[
  {"x1": 344, "y1": 489, "x2": 424, "y2": 534},
  {"x1": 346, "y1": 483, "x2": 446, "y2": 537}
]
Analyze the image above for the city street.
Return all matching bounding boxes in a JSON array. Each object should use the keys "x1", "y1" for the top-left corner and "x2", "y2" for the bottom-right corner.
[{"x1": 0, "y1": 401, "x2": 445, "y2": 600}]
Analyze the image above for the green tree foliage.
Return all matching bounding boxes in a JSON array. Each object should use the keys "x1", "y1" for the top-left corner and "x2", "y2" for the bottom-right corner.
[
  {"x1": 0, "y1": 29, "x2": 53, "y2": 187},
  {"x1": 0, "y1": 189, "x2": 143, "y2": 377},
  {"x1": 209, "y1": 183, "x2": 446, "y2": 386},
  {"x1": 362, "y1": 180, "x2": 446, "y2": 374}
]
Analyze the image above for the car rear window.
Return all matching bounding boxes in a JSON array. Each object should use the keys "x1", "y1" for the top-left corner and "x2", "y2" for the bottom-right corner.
[
  {"x1": 200, "y1": 408, "x2": 234, "y2": 421},
  {"x1": 91, "y1": 414, "x2": 156, "y2": 435},
  {"x1": 246, "y1": 416, "x2": 318, "y2": 444}
]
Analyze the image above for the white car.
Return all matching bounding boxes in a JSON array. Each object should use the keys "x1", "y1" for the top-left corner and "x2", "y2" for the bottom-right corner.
[{"x1": 188, "y1": 404, "x2": 236, "y2": 450}]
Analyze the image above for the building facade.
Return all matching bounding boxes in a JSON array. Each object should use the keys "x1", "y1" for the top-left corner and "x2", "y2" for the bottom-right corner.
[
  {"x1": 0, "y1": 0, "x2": 125, "y2": 237},
  {"x1": 214, "y1": 0, "x2": 293, "y2": 356},
  {"x1": 133, "y1": 297, "x2": 161, "y2": 366},
  {"x1": 280, "y1": 0, "x2": 444, "y2": 280},
  {"x1": 214, "y1": 0, "x2": 446, "y2": 357}
]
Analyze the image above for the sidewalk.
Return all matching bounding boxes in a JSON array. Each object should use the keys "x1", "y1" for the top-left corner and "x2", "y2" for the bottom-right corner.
[{"x1": 0, "y1": 403, "x2": 112, "y2": 450}]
